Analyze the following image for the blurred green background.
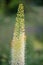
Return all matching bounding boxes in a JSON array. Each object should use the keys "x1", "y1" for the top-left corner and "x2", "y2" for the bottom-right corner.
[{"x1": 0, "y1": 0, "x2": 43, "y2": 65}]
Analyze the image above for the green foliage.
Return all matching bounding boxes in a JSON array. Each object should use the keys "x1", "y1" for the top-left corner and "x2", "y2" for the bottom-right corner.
[
  {"x1": 35, "y1": 24, "x2": 43, "y2": 43},
  {"x1": 9, "y1": 0, "x2": 20, "y2": 8},
  {"x1": 0, "y1": 0, "x2": 22, "y2": 14}
]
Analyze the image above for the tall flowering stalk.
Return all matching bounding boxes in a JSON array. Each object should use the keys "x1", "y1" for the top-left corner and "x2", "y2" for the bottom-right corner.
[{"x1": 11, "y1": 4, "x2": 26, "y2": 65}]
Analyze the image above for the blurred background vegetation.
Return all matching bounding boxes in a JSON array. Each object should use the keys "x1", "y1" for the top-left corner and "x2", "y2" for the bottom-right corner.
[{"x1": 0, "y1": 0, "x2": 43, "y2": 65}]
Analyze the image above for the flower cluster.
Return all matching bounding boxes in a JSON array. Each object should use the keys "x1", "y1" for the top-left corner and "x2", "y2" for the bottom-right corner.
[
  {"x1": 11, "y1": 3, "x2": 26, "y2": 65},
  {"x1": 14, "y1": 4, "x2": 25, "y2": 38}
]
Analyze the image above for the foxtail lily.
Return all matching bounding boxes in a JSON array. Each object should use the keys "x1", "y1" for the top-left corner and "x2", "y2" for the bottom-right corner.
[{"x1": 11, "y1": 3, "x2": 26, "y2": 65}]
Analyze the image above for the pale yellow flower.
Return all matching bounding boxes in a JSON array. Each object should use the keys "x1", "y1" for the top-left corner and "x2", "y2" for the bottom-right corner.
[{"x1": 11, "y1": 3, "x2": 26, "y2": 65}]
